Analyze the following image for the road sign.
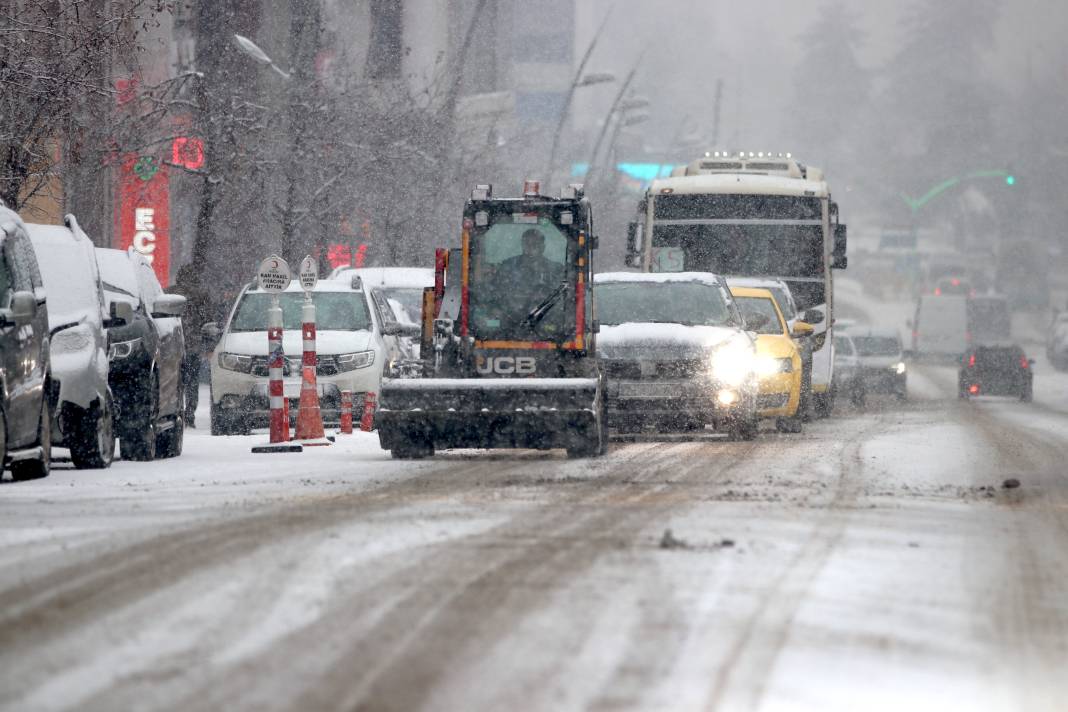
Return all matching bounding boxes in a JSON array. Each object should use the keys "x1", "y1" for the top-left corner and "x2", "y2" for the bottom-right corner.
[
  {"x1": 298, "y1": 255, "x2": 318, "y2": 292},
  {"x1": 258, "y1": 255, "x2": 292, "y2": 292}
]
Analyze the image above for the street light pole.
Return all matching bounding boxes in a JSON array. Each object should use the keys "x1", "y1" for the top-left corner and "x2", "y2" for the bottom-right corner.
[
  {"x1": 585, "y1": 61, "x2": 642, "y2": 190},
  {"x1": 545, "y1": 8, "x2": 614, "y2": 185}
]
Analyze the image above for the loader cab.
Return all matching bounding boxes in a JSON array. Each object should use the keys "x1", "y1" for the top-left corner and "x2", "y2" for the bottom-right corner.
[{"x1": 460, "y1": 182, "x2": 596, "y2": 356}]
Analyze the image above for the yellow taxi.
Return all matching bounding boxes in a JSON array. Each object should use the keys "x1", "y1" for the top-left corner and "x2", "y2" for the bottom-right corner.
[{"x1": 729, "y1": 286, "x2": 812, "y2": 433}]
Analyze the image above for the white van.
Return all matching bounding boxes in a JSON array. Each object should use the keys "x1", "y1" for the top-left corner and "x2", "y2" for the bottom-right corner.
[{"x1": 912, "y1": 295, "x2": 968, "y2": 358}]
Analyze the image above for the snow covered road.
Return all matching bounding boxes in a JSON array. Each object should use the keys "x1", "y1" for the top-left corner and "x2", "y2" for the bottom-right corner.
[{"x1": 2, "y1": 374, "x2": 1068, "y2": 711}]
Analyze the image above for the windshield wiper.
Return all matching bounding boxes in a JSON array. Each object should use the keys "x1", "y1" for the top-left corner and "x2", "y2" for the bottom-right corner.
[{"x1": 522, "y1": 281, "x2": 569, "y2": 328}]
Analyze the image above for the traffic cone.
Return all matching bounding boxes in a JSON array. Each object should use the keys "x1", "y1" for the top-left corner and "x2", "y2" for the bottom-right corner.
[
  {"x1": 360, "y1": 392, "x2": 377, "y2": 432},
  {"x1": 339, "y1": 390, "x2": 353, "y2": 434},
  {"x1": 282, "y1": 397, "x2": 291, "y2": 441},
  {"x1": 295, "y1": 365, "x2": 330, "y2": 445}
]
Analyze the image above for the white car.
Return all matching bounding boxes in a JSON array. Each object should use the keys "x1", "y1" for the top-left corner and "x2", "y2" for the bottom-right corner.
[
  {"x1": 331, "y1": 267, "x2": 432, "y2": 363},
  {"x1": 206, "y1": 277, "x2": 388, "y2": 435},
  {"x1": 26, "y1": 216, "x2": 119, "y2": 468}
]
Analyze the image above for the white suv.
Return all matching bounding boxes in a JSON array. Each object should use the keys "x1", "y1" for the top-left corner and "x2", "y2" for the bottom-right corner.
[{"x1": 206, "y1": 277, "x2": 387, "y2": 435}]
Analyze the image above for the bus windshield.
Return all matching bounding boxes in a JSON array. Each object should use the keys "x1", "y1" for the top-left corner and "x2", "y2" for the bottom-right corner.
[{"x1": 650, "y1": 224, "x2": 824, "y2": 278}]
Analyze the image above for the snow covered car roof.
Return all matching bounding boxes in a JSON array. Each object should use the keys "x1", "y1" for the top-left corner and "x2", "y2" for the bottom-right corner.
[
  {"x1": 25, "y1": 218, "x2": 105, "y2": 330},
  {"x1": 727, "y1": 276, "x2": 791, "y2": 290},
  {"x1": 594, "y1": 271, "x2": 726, "y2": 286},
  {"x1": 649, "y1": 173, "x2": 827, "y2": 198},
  {"x1": 329, "y1": 267, "x2": 434, "y2": 288},
  {"x1": 95, "y1": 247, "x2": 144, "y2": 307}
]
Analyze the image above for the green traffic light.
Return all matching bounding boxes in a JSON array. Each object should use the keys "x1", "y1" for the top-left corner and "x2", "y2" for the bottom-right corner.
[{"x1": 1006, "y1": 175, "x2": 1016, "y2": 186}]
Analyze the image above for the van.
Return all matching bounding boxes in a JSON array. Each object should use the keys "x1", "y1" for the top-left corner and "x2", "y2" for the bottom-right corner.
[{"x1": 912, "y1": 295, "x2": 967, "y2": 359}]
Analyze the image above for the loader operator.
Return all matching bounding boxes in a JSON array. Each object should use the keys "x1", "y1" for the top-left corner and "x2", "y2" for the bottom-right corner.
[{"x1": 496, "y1": 228, "x2": 564, "y2": 331}]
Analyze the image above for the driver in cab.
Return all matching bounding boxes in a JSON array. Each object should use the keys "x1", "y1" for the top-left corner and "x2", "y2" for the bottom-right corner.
[{"x1": 494, "y1": 228, "x2": 564, "y2": 331}]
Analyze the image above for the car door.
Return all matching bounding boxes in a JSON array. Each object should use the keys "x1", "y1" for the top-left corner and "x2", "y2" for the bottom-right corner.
[
  {"x1": 369, "y1": 289, "x2": 406, "y2": 363},
  {"x1": 135, "y1": 259, "x2": 182, "y2": 417},
  {"x1": 0, "y1": 237, "x2": 40, "y2": 445}
]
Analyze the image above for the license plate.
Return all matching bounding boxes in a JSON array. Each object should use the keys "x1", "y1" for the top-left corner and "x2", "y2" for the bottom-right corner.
[{"x1": 619, "y1": 382, "x2": 681, "y2": 398}]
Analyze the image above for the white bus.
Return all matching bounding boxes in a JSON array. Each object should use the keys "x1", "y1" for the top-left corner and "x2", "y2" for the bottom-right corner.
[{"x1": 626, "y1": 153, "x2": 848, "y2": 416}]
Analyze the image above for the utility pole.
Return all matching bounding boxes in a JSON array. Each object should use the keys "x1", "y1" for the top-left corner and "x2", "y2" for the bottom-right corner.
[{"x1": 710, "y1": 79, "x2": 724, "y2": 147}]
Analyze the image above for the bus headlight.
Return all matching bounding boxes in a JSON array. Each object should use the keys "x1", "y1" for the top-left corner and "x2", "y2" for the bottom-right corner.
[{"x1": 710, "y1": 340, "x2": 754, "y2": 386}]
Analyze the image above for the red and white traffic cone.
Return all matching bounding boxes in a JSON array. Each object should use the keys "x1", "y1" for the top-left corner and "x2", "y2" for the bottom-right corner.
[
  {"x1": 360, "y1": 392, "x2": 377, "y2": 432},
  {"x1": 339, "y1": 390, "x2": 353, "y2": 434},
  {"x1": 295, "y1": 297, "x2": 331, "y2": 445},
  {"x1": 252, "y1": 297, "x2": 302, "y2": 453}
]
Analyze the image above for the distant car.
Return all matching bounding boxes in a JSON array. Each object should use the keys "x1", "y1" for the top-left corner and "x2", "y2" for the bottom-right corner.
[
  {"x1": 331, "y1": 267, "x2": 431, "y2": 363},
  {"x1": 0, "y1": 206, "x2": 52, "y2": 480},
  {"x1": 206, "y1": 277, "x2": 389, "y2": 435},
  {"x1": 959, "y1": 344, "x2": 1033, "y2": 401},
  {"x1": 26, "y1": 217, "x2": 116, "y2": 468},
  {"x1": 933, "y1": 276, "x2": 973, "y2": 297},
  {"x1": 912, "y1": 294, "x2": 968, "y2": 359},
  {"x1": 594, "y1": 272, "x2": 759, "y2": 440},
  {"x1": 848, "y1": 327, "x2": 907, "y2": 401},
  {"x1": 96, "y1": 247, "x2": 187, "y2": 460},
  {"x1": 832, "y1": 333, "x2": 865, "y2": 407},
  {"x1": 729, "y1": 285, "x2": 810, "y2": 433}
]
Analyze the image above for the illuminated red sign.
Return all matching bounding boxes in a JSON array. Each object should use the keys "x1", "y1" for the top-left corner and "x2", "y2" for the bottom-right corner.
[
  {"x1": 115, "y1": 154, "x2": 170, "y2": 286},
  {"x1": 172, "y1": 137, "x2": 204, "y2": 170},
  {"x1": 326, "y1": 243, "x2": 368, "y2": 269}
]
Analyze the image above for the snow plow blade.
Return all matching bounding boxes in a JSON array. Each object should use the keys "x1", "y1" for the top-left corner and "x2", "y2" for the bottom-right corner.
[{"x1": 377, "y1": 377, "x2": 603, "y2": 452}]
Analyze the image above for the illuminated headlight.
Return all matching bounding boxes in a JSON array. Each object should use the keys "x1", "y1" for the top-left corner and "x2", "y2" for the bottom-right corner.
[
  {"x1": 755, "y1": 355, "x2": 793, "y2": 377},
  {"x1": 219, "y1": 352, "x2": 254, "y2": 373},
  {"x1": 894, "y1": 361, "x2": 907, "y2": 375},
  {"x1": 336, "y1": 350, "x2": 375, "y2": 372},
  {"x1": 108, "y1": 337, "x2": 141, "y2": 360},
  {"x1": 710, "y1": 340, "x2": 754, "y2": 386}
]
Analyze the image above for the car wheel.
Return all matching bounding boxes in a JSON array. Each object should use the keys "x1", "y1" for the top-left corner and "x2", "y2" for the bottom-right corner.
[
  {"x1": 1021, "y1": 384, "x2": 1033, "y2": 402},
  {"x1": 70, "y1": 393, "x2": 115, "y2": 469},
  {"x1": 775, "y1": 416, "x2": 803, "y2": 434},
  {"x1": 10, "y1": 397, "x2": 51, "y2": 481},
  {"x1": 157, "y1": 386, "x2": 185, "y2": 458},
  {"x1": 120, "y1": 376, "x2": 158, "y2": 461},
  {"x1": 210, "y1": 401, "x2": 242, "y2": 436}
]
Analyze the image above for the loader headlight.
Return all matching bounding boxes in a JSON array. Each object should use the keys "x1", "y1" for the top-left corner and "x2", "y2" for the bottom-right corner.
[
  {"x1": 219, "y1": 352, "x2": 254, "y2": 373},
  {"x1": 895, "y1": 361, "x2": 907, "y2": 375},
  {"x1": 108, "y1": 337, "x2": 141, "y2": 360},
  {"x1": 710, "y1": 339, "x2": 754, "y2": 387},
  {"x1": 755, "y1": 355, "x2": 792, "y2": 377},
  {"x1": 336, "y1": 350, "x2": 375, "y2": 372}
]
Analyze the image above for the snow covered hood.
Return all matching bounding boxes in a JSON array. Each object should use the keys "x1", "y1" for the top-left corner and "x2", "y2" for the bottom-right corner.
[
  {"x1": 598, "y1": 322, "x2": 740, "y2": 361},
  {"x1": 332, "y1": 267, "x2": 434, "y2": 289},
  {"x1": 221, "y1": 329, "x2": 374, "y2": 357}
]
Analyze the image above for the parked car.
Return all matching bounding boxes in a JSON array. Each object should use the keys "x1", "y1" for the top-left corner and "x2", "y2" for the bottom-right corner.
[
  {"x1": 332, "y1": 267, "x2": 432, "y2": 363},
  {"x1": 911, "y1": 294, "x2": 968, "y2": 359},
  {"x1": 832, "y1": 332, "x2": 865, "y2": 407},
  {"x1": 26, "y1": 216, "x2": 116, "y2": 468},
  {"x1": 96, "y1": 247, "x2": 187, "y2": 460},
  {"x1": 594, "y1": 272, "x2": 760, "y2": 440},
  {"x1": 959, "y1": 344, "x2": 1033, "y2": 401},
  {"x1": 848, "y1": 327, "x2": 907, "y2": 402},
  {"x1": 729, "y1": 285, "x2": 810, "y2": 433},
  {"x1": 0, "y1": 206, "x2": 52, "y2": 480},
  {"x1": 205, "y1": 277, "x2": 389, "y2": 435}
]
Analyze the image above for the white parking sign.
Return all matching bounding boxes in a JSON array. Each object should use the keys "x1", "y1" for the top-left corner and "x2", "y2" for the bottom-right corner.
[
  {"x1": 258, "y1": 255, "x2": 292, "y2": 292},
  {"x1": 299, "y1": 255, "x2": 318, "y2": 292}
]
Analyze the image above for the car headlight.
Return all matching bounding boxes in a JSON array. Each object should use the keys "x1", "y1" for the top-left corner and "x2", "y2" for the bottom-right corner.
[
  {"x1": 894, "y1": 361, "x2": 906, "y2": 375},
  {"x1": 108, "y1": 337, "x2": 142, "y2": 360},
  {"x1": 219, "y1": 352, "x2": 254, "y2": 373},
  {"x1": 755, "y1": 355, "x2": 793, "y2": 377},
  {"x1": 710, "y1": 340, "x2": 754, "y2": 386},
  {"x1": 336, "y1": 350, "x2": 375, "y2": 372}
]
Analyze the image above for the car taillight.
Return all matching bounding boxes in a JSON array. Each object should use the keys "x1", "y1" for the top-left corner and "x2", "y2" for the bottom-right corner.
[
  {"x1": 934, "y1": 287, "x2": 942, "y2": 296},
  {"x1": 1021, "y1": 357, "x2": 1029, "y2": 369},
  {"x1": 968, "y1": 354, "x2": 976, "y2": 368},
  {"x1": 969, "y1": 384, "x2": 980, "y2": 394}
]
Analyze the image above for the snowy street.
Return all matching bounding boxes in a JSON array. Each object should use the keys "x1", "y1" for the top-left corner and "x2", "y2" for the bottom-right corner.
[{"x1": 2, "y1": 367, "x2": 1068, "y2": 711}]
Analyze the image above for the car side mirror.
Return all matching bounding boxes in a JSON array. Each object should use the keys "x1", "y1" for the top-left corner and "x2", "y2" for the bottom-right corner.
[
  {"x1": 9, "y1": 290, "x2": 37, "y2": 323},
  {"x1": 201, "y1": 322, "x2": 223, "y2": 343},
  {"x1": 802, "y1": 309, "x2": 825, "y2": 325},
  {"x1": 745, "y1": 313, "x2": 770, "y2": 331},
  {"x1": 151, "y1": 293, "x2": 187, "y2": 318},
  {"x1": 791, "y1": 320, "x2": 814, "y2": 338},
  {"x1": 106, "y1": 300, "x2": 134, "y2": 327},
  {"x1": 381, "y1": 322, "x2": 421, "y2": 338}
]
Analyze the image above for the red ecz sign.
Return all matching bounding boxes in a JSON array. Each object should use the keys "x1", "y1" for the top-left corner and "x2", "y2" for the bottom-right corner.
[{"x1": 114, "y1": 154, "x2": 170, "y2": 286}]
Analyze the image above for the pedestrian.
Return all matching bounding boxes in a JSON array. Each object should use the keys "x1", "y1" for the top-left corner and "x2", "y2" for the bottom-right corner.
[{"x1": 168, "y1": 264, "x2": 212, "y2": 427}]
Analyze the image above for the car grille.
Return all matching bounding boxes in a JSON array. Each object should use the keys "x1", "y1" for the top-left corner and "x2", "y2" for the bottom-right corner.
[
  {"x1": 604, "y1": 358, "x2": 707, "y2": 380},
  {"x1": 249, "y1": 356, "x2": 339, "y2": 378}
]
